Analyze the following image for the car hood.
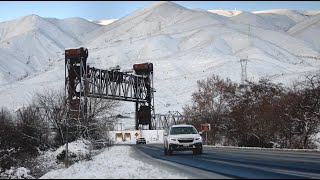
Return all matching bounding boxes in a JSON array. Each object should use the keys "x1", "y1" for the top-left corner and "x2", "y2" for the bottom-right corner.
[{"x1": 169, "y1": 134, "x2": 201, "y2": 139}]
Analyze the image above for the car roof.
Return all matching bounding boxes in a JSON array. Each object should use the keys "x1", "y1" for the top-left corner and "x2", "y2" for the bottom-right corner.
[{"x1": 171, "y1": 124, "x2": 194, "y2": 127}]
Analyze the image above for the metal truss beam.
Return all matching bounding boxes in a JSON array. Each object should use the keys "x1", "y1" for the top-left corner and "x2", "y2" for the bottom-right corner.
[
  {"x1": 86, "y1": 67, "x2": 149, "y2": 103},
  {"x1": 155, "y1": 111, "x2": 184, "y2": 130}
]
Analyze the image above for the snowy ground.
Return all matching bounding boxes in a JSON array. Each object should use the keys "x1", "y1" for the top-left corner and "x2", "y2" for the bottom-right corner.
[
  {"x1": 40, "y1": 145, "x2": 187, "y2": 179},
  {"x1": 39, "y1": 144, "x2": 320, "y2": 179}
]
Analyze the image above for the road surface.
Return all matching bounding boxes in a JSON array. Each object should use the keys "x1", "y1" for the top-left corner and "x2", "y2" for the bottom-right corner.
[{"x1": 132, "y1": 144, "x2": 320, "y2": 179}]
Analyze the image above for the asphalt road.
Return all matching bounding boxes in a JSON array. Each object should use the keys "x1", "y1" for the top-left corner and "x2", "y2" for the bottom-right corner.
[{"x1": 133, "y1": 144, "x2": 320, "y2": 179}]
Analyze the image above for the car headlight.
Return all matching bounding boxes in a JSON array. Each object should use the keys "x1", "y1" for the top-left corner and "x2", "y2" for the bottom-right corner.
[
  {"x1": 170, "y1": 138, "x2": 177, "y2": 141},
  {"x1": 195, "y1": 137, "x2": 202, "y2": 140}
]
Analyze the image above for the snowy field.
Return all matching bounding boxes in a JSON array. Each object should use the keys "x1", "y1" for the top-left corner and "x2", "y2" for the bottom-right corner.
[{"x1": 40, "y1": 145, "x2": 187, "y2": 179}]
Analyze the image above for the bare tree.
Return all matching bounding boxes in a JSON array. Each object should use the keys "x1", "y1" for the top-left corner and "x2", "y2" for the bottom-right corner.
[
  {"x1": 0, "y1": 107, "x2": 19, "y2": 170},
  {"x1": 82, "y1": 97, "x2": 119, "y2": 147},
  {"x1": 183, "y1": 74, "x2": 237, "y2": 145},
  {"x1": 33, "y1": 89, "x2": 119, "y2": 147},
  {"x1": 229, "y1": 78, "x2": 285, "y2": 147},
  {"x1": 0, "y1": 107, "x2": 17, "y2": 150},
  {"x1": 16, "y1": 105, "x2": 51, "y2": 151},
  {"x1": 183, "y1": 73, "x2": 317, "y2": 148},
  {"x1": 286, "y1": 73, "x2": 320, "y2": 148},
  {"x1": 33, "y1": 89, "x2": 67, "y2": 147}
]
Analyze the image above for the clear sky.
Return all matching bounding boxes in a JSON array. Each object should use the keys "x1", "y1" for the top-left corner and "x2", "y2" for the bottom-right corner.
[{"x1": 0, "y1": 1, "x2": 319, "y2": 22}]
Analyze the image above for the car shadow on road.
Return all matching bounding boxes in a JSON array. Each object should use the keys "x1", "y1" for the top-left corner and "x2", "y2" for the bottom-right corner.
[{"x1": 166, "y1": 152, "x2": 205, "y2": 157}]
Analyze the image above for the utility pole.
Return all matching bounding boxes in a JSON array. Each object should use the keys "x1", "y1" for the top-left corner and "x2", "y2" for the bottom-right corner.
[
  {"x1": 156, "y1": 117, "x2": 159, "y2": 141},
  {"x1": 120, "y1": 119, "x2": 124, "y2": 141},
  {"x1": 65, "y1": 118, "x2": 69, "y2": 167}
]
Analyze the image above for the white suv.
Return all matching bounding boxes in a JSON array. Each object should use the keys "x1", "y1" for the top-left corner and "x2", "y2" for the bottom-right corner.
[{"x1": 163, "y1": 124, "x2": 203, "y2": 155}]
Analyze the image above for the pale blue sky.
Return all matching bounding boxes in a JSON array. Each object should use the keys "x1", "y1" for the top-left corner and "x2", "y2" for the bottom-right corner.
[{"x1": 0, "y1": 1, "x2": 319, "y2": 22}]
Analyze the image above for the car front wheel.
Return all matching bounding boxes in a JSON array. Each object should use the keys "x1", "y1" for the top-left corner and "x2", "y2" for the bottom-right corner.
[
  {"x1": 167, "y1": 145, "x2": 173, "y2": 156},
  {"x1": 193, "y1": 146, "x2": 203, "y2": 155}
]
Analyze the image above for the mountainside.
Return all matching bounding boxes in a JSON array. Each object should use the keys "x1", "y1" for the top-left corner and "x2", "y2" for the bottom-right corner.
[
  {"x1": 92, "y1": 19, "x2": 118, "y2": 25},
  {"x1": 208, "y1": 10, "x2": 242, "y2": 17},
  {"x1": 0, "y1": 1, "x2": 320, "y2": 116},
  {"x1": 229, "y1": 11, "x2": 283, "y2": 31},
  {"x1": 46, "y1": 17, "x2": 101, "y2": 43},
  {"x1": 287, "y1": 13, "x2": 320, "y2": 52},
  {"x1": 0, "y1": 14, "x2": 100, "y2": 85},
  {"x1": 253, "y1": 9, "x2": 320, "y2": 23}
]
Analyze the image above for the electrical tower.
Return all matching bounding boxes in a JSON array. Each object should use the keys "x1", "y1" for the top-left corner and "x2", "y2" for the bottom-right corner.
[{"x1": 240, "y1": 58, "x2": 248, "y2": 84}]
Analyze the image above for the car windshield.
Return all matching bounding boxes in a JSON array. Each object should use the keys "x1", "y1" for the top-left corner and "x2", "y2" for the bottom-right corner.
[{"x1": 170, "y1": 126, "x2": 198, "y2": 135}]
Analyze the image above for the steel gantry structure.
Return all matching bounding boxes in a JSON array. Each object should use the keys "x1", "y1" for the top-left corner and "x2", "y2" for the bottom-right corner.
[
  {"x1": 154, "y1": 111, "x2": 185, "y2": 130},
  {"x1": 65, "y1": 47, "x2": 155, "y2": 130}
]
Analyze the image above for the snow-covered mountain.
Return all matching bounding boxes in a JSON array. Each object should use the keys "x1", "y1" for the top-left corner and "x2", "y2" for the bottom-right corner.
[
  {"x1": 208, "y1": 10, "x2": 242, "y2": 17},
  {"x1": 252, "y1": 9, "x2": 320, "y2": 23},
  {"x1": 0, "y1": 1, "x2": 320, "y2": 116},
  {"x1": 0, "y1": 14, "x2": 101, "y2": 85},
  {"x1": 287, "y1": 13, "x2": 320, "y2": 52},
  {"x1": 92, "y1": 19, "x2": 118, "y2": 25}
]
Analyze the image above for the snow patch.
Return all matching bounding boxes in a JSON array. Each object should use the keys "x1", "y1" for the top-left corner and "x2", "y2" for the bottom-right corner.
[
  {"x1": 1, "y1": 167, "x2": 34, "y2": 179},
  {"x1": 40, "y1": 145, "x2": 186, "y2": 179}
]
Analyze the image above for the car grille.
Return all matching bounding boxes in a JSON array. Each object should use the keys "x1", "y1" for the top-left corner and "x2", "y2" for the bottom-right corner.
[{"x1": 178, "y1": 139, "x2": 194, "y2": 143}]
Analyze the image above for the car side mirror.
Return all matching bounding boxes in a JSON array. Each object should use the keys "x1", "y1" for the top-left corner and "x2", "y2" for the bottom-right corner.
[{"x1": 199, "y1": 132, "x2": 203, "y2": 135}]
